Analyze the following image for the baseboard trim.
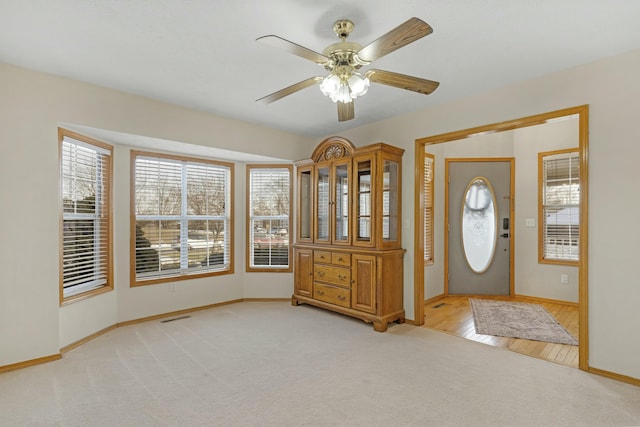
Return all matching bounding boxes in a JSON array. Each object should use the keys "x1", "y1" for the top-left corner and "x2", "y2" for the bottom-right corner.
[
  {"x1": 117, "y1": 297, "x2": 289, "y2": 329},
  {"x1": 0, "y1": 354, "x2": 62, "y2": 374},
  {"x1": 514, "y1": 294, "x2": 578, "y2": 308},
  {"x1": 588, "y1": 367, "x2": 640, "y2": 387},
  {"x1": 60, "y1": 324, "x2": 118, "y2": 354},
  {"x1": 438, "y1": 294, "x2": 578, "y2": 308},
  {"x1": 424, "y1": 294, "x2": 446, "y2": 307},
  {"x1": 2, "y1": 298, "x2": 291, "y2": 374},
  {"x1": 243, "y1": 298, "x2": 291, "y2": 303},
  {"x1": 117, "y1": 299, "x2": 244, "y2": 327}
]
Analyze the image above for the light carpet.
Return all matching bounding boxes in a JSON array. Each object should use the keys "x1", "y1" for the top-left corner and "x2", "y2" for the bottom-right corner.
[
  {"x1": 470, "y1": 298, "x2": 578, "y2": 345},
  {"x1": 1, "y1": 302, "x2": 637, "y2": 427}
]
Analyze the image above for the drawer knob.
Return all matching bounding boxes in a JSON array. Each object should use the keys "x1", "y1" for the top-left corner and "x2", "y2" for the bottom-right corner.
[
  {"x1": 317, "y1": 271, "x2": 325, "y2": 277},
  {"x1": 338, "y1": 295, "x2": 346, "y2": 301},
  {"x1": 318, "y1": 290, "x2": 325, "y2": 295},
  {"x1": 338, "y1": 257, "x2": 344, "y2": 262}
]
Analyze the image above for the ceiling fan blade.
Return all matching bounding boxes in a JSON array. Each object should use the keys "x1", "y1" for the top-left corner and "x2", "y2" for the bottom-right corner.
[
  {"x1": 357, "y1": 17, "x2": 433, "y2": 63},
  {"x1": 257, "y1": 77, "x2": 323, "y2": 104},
  {"x1": 365, "y1": 69, "x2": 439, "y2": 95},
  {"x1": 257, "y1": 35, "x2": 329, "y2": 65},
  {"x1": 337, "y1": 101, "x2": 354, "y2": 122}
]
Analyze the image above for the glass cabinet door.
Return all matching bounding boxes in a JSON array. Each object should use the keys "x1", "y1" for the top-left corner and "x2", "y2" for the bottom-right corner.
[
  {"x1": 334, "y1": 161, "x2": 350, "y2": 243},
  {"x1": 382, "y1": 158, "x2": 400, "y2": 244},
  {"x1": 315, "y1": 164, "x2": 330, "y2": 242},
  {"x1": 298, "y1": 141, "x2": 403, "y2": 250},
  {"x1": 297, "y1": 166, "x2": 313, "y2": 241},
  {"x1": 354, "y1": 156, "x2": 373, "y2": 246}
]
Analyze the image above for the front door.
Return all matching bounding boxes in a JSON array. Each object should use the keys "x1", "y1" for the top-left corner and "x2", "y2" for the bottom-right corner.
[{"x1": 447, "y1": 159, "x2": 512, "y2": 295}]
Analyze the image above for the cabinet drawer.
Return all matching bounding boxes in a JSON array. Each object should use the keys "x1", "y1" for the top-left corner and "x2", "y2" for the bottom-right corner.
[
  {"x1": 331, "y1": 253, "x2": 351, "y2": 266},
  {"x1": 314, "y1": 283, "x2": 350, "y2": 308},
  {"x1": 314, "y1": 251, "x2": 331, "y2": 263},
  {"x1": 314, "y1": 265, "x2": 351, "y2": 287}
]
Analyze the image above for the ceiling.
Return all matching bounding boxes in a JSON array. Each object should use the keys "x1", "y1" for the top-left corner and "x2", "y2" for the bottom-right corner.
[{"x1": 2, "y1": 1, "x2": 640, "y2": 138}]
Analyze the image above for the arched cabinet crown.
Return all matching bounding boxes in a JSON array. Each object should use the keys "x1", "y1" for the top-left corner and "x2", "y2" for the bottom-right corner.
[
  {"x1": 292, "y1": 136, "x2": 406, "y2": 332},
  {"x1": 310, "y1": 136, "x2": 356, "y2": 162}
]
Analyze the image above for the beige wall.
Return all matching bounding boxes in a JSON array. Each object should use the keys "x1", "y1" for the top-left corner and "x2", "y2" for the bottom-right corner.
[
  {"x1": 2, "y1": 46, "x2": 640, "y2": 380},
  {"x1": 335, "y1": 48, "x2": 640, "y2": 379},
  {"x1": 513, "y1": 119, "x2": 579, "y2": 302},
  {"x1": 0, "y1": 62, "x2": 314, "y2": 366}
]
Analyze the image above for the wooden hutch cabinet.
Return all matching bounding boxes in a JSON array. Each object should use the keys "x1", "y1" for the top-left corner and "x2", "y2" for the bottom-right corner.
[{"x1": 292, "y1": 136, "x2": 406, "y2": 332}]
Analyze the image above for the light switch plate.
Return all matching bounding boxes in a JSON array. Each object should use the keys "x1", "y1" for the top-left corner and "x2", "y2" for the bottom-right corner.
[{"x1": 525, "y1": 218, "x2": 536, "y2": 227}]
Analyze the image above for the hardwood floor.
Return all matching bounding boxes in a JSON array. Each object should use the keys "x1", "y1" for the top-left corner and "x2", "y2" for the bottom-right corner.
[{"x1": 423, "y1": 295, "x2": 579, "y2": 368}]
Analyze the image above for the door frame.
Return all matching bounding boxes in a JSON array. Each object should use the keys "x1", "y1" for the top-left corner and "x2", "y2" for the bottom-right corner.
[
  {"x1": 444, "y1": 158, "x2": 515, "y2": 297},
  {"x1": 413, "y1": 105, "x2": 589, "y2": 371}
]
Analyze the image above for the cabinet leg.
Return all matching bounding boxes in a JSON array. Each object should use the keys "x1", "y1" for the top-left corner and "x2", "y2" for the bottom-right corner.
[
  {"x1": 373, "y1": 321, "x2": 388, "y2": 333},
  {"x1": 396, "y1": 317, "x2": 405, "y2": 324},
  {"x1": 291, "y1": 296, "x2": 300, "y2": 306}
]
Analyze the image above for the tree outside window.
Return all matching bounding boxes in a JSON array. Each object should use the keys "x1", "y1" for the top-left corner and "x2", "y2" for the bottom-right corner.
[
  {"x1": 59, "y1": 129, "x2": 113, "y2": 302},
  {"x1": 132, "y1": 152, "x2": 233, "y2": 285}
]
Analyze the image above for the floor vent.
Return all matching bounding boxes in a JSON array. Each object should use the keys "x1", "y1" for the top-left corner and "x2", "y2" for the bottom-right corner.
[{"x1": 160, "y1": 315, "x2": 191, "y2": 323}]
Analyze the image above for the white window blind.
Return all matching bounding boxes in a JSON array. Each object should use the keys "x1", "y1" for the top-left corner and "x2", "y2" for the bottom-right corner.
[
  {"x1": 134, "y1": 154, "x2": 232, "y2": 282},
  {"x1": 541, "y1": 150, "x2": 580, "y2": 262},
  {"x1": 424, "y1": 154, "x2": 434, "y2": 263},
  {"x1": 248, "y1": 166, "x2": 291, "y2": 269},
  {"x1": 61, "y1": 136, "x2": 112, "y2": 298}
]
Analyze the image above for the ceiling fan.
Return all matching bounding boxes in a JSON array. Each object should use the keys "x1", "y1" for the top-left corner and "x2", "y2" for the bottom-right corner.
[{"x1": 256, "y1": 17, "x2": 439, "y2": 122}]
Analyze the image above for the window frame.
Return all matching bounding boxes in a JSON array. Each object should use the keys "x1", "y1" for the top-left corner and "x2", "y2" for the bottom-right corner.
[
  {"x1": 245, "y1": 164, "x2": 293, "y2": 272},
  {"x1": 58, "y1": 128, "x2": 114, "y2": 305},
  {"x1": 131, "y1": 151, "x2": 234, "y2": 286},
  {"x1": 538, "y1": 148, "x2": 580, "y2": 266},
  {"x1": 423, "y1": 153, "x2": 435, "y2": 265}
]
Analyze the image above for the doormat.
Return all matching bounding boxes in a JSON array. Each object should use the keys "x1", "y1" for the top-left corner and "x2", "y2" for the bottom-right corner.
[{"x1": 469, "y1": 299, "x2": 578, "y2": 345}]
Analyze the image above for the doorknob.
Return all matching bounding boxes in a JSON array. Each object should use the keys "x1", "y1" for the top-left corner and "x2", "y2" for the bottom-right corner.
[{"x1": 500, "y1": 233, "x2": 509, "y2": 238}]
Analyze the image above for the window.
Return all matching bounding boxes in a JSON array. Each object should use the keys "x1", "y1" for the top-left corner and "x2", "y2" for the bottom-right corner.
[
  {"x1": 132, "y1": 152, "x2": 233, "y2": 284},
  {"x1": 59, "y1": 129, "x2": 113, "y2": 303},
  {"x1": 246, "y1": 165, "x2": 292, "y2": 271},
  {"x1": 539, "y1": 149, "x2": 579, "y2": 264},
  {"x1": 424, "y1": 153, "x2": 434, "y2": 264}
]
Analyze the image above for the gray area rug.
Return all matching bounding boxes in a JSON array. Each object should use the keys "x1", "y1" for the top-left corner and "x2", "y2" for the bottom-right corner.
[{"x1": 469, "y1": 298, "x2": 578, "y2": 345}]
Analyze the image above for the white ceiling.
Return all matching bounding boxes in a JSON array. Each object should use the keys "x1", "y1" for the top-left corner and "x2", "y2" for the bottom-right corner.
[{"x1": 2, "y1": 1, "x2": 640, "y2": 138}]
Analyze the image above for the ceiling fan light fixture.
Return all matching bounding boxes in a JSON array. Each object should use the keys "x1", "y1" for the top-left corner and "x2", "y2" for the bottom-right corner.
[
  {"x1": 347, "y1": 72, "x2": 370, "y2": 98},
  {"x1": 319, "y1": 74, "x2": 341, "y2": 97},
  {"x1": 319, "y1": 71, "x2": 369, "y2": 103},
  {"x1": 335, "y1": 82, "x2": 353, "y2": 103},
  {"x1": 320, "y1": 74, "x2": 350, "y2": 103}
]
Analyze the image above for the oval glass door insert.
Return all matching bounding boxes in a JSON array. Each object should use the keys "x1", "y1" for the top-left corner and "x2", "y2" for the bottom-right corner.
[{"x1": 461, "y1": 176, "x2": 498, "y2": 273}]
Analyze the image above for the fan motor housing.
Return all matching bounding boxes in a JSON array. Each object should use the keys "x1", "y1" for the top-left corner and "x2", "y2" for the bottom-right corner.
[{"x1": 323, "y1": 41, "x2": 366, "y2": 71}]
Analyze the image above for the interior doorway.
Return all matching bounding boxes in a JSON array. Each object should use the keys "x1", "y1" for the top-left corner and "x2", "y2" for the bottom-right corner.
[{"x1": 413, "y1": 105, "x2": 589, "y2": 371}]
